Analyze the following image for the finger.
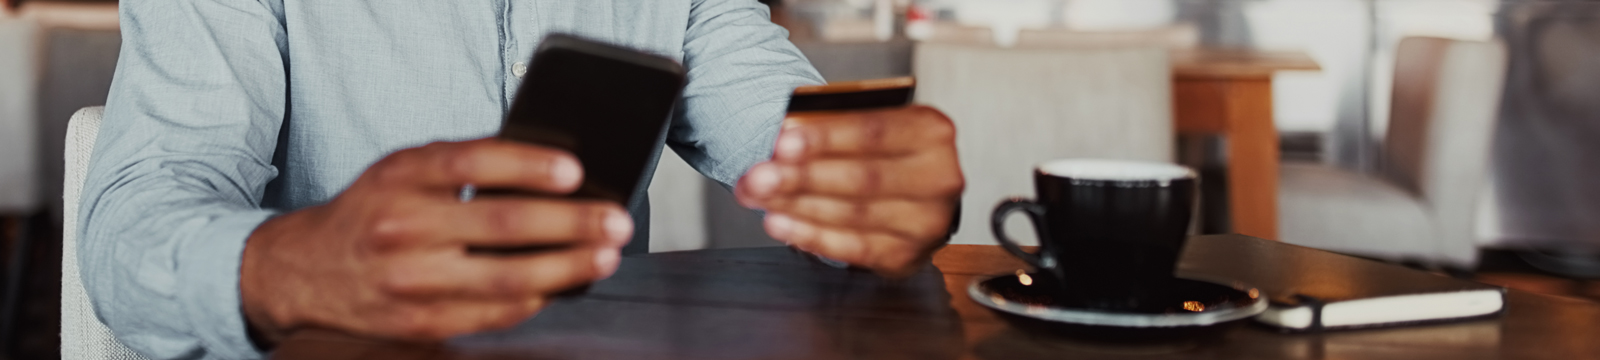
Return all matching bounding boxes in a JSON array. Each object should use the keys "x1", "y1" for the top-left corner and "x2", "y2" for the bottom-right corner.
[
  {"x1": 775, "y1": 105, "x2": 955, "y2": 160},
  {"x1": 760, "y1": 196, "x2": 953, "y2": 241},
  {"x1": 737, "y1": 153, "x2": 963, "y2": 199},
  {"x1": 764, "y1": 215, "x2": 931, "y2": 278},
  {"x1": 733, "y1": 161, "x2": 781, "y2": 208},
  {"x1": 380, "y1": 245, "x2": 622, "y2": 299},
  {"x1": 369, "y1": 198, "x2": 632, "y2": 249},
  {"x1": 372, "y1": 139, "x2": 582, "y2": 194}
]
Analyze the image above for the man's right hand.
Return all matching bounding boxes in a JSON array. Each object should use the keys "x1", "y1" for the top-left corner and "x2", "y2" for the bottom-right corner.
[{"x1": 239, "y1": 139, "x2": 632, "y2": 346}]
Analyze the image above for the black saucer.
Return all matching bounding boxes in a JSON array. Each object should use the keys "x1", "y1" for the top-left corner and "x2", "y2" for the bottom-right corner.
[{"x1": 969, "y1": 271, "x2": 1267, "y2": 343}]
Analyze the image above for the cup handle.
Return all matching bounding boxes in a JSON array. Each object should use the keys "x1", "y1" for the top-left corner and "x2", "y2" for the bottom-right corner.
[{"x1": 991, "y1": 198, "x2": 1055, "y2": 270}]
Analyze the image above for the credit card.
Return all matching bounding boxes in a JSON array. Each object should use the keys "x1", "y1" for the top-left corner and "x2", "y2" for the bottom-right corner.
[{"x1": 786, "y1": 77, "x2": 915, "y2": 113}]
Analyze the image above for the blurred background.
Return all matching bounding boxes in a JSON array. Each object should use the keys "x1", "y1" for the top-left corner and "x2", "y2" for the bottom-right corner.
[{"x1": 2, "y1": 0, "x2": 1599, "y2": 358}]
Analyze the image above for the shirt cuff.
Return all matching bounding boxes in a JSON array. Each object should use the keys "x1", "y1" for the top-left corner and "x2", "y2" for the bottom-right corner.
[{"x1": 177, "y1": 209, "x2": 277, "y2": 359}]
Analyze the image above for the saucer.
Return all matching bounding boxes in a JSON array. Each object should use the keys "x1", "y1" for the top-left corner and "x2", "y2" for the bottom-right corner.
[{"x1": 968, "y1": 271, "x2": 1267, "y2": 343}]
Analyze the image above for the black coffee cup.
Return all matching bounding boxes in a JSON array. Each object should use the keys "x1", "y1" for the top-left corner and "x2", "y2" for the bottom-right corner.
[{"x1": 991, "y1": 159, "x2": 1197, "y2": 303}]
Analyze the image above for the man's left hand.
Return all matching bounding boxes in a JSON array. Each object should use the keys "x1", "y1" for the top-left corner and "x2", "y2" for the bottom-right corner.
[{"x1": 735, "y1": 105, "x2": 964, "y2": 278}]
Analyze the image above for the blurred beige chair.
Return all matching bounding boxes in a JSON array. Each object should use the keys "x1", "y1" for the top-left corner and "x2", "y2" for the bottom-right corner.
[
  {"x1": 1279, "y1": 37, "x2": 1507, "y2": 268},
  {"x1": 647, "y1": 153, "x2": 711, "y2": 253},
  {"x1": 914, "y1": 42, "x2": 1175, "y2": 245},
  {"x1": 63, "y1": 107, "x2": 150, "y2": 360},
  {"x1": 0, "y1": 17, "x2": 38, "y2": 216}
]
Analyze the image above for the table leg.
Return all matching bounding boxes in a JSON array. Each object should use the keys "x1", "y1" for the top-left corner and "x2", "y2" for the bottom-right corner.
[
  {"x1": 1174, "y1": 78, "x2": 1279, "y2": 240},
  {"x1": 1222, "y1": 79, "x2": 1278, "y2": 240}
]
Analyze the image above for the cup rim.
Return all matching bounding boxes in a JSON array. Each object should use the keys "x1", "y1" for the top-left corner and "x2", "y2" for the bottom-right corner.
[{"x1": 1035, "y1": 159, "x2": 1196, "y2": 182}]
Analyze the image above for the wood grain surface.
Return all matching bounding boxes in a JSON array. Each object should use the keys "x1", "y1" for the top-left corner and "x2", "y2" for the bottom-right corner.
[
  {"x1": 1171, "y1": 49, "x2": 1322, "y2": 80},
  {"x1": 273, "y1": 236, "x2": 1600, "y2": 360}
]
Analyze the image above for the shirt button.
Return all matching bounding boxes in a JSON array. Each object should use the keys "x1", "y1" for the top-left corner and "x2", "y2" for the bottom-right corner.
[{"x1": 512, "y1": 62, "x2": 528, "y2": 79}]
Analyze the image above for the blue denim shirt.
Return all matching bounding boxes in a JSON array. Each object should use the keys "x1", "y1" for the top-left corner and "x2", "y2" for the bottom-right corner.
[{"x1": 78, "y1": 0, "x2": 823, "y2": 358}]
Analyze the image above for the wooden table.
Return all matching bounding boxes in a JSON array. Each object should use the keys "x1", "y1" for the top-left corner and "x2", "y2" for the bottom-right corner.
[
  {"x1": 274, "y1": 235, "x2": 1599, "y2": 360},
  {"x1": 1171, "y1": 49, "x2": 1321, "y2": 240}
]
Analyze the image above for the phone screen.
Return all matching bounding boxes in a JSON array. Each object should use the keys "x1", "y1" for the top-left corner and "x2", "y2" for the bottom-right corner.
[{"x1": 499, "y1": 35, "x2": 686, "y2": 205}]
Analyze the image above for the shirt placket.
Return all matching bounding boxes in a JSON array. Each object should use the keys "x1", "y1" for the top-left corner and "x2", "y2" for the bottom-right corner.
[
  {"x1": 504, "y1": 0, "x2": 543, "y2": 109},
  {"x1": 498, "y1": 0, "x2": 518, "y2": 111}
]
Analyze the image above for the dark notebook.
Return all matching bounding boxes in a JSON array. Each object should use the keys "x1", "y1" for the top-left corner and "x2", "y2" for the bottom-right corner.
[{"x1": 1177, "y1": 235, "x2": 1506, "y2": 332}]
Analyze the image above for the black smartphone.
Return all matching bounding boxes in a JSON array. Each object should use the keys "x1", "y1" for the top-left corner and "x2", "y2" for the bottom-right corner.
[{"x1": 496, "y1": 34, "x2": 687, "y2": 205}]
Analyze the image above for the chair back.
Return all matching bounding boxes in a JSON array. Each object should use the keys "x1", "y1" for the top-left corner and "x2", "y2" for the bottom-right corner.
[
  {"x1": 61, "y1": 107, "x2": 149, "y2": 360},
  {"x1": 914, "y1": 42, "x2": 1174, "y2": 245},
  {"x1": 1382, "y1": 37, "x2": 1507, "y2": 260}
]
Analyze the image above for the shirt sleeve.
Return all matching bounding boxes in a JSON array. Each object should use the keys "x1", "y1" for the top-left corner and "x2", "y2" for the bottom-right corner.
[
  {"x1": 669, "y1": 0, "x2": 826, "y2": 187},
  {"x1": 79, "y1": 0, "x2": 288, "y2": 359}
]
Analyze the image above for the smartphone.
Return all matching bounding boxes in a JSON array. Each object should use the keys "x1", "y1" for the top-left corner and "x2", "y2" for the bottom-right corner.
[{"x1": 496, "y1": 34, "x2": 687, "y2": 205}]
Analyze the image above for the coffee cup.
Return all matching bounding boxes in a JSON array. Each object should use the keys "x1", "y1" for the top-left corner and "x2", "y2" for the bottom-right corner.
[{"x1": 990, "y1": 159, "x2": 1197, "y2": 304}]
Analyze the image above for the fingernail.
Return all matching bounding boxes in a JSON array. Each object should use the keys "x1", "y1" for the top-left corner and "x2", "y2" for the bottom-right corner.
[
  {"x1": 594, "y1": 249, "x2": 620, "y2": 278},
  {"x1": 551, "y1": 156, "x2": 582, "y2": 189},
  {"x1": 765, "y1": 214, "x2": 796, "y2": 241},
  {"x1": 776, "y1": 132, "x2": 806, "y2": 159},
  {"x1": 746, "y1": 164, "x2": 780, "y2": 197},
  {"x1": 604, "y1": 209, "x2": 634, "y2": 245}
]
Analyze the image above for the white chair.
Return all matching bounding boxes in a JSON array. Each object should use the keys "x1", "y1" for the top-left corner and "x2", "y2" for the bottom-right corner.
[
  {"x1": 914, "y1": 42, "x2": 1175, "y2": 245},
  {"x1": 646, "y1": 152, "x2": 711, "y2": 253},
  {"x1": 1279, "y1": 37, "x2": 1507, "y2": 268},
  {"x1": 62, "y1": 107, "x2": 149, "y2": 360}
]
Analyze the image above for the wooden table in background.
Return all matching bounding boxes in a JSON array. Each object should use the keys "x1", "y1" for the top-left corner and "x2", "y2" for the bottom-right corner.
[
  {"x1": 1171, "y1": 49, "x2": 1321, "y2": 240},
  {"x1": 274, "y1": 236, "x2": 1599, "y2": 360}
]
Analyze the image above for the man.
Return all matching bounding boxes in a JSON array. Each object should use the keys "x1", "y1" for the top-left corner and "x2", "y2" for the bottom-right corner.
[{"x1": 80, "y1": 0, "x2": 964, "y2": 359}]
